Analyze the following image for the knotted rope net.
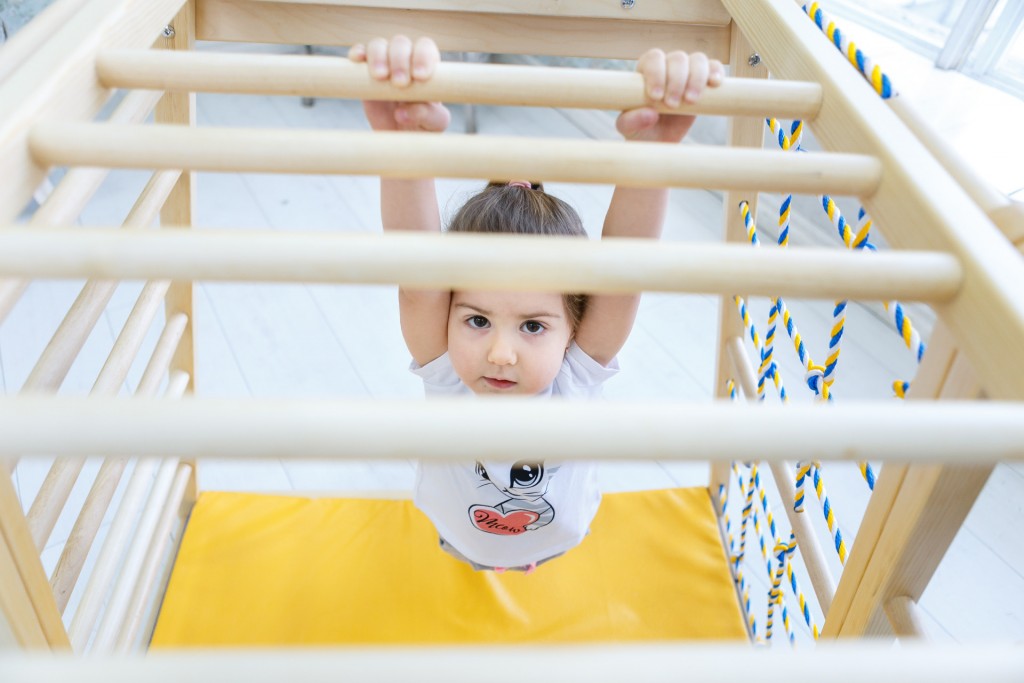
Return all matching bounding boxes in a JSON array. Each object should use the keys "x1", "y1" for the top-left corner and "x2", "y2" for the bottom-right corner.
[{"x1": 719, "y1": 2, "x2": 928, "y2": 645}]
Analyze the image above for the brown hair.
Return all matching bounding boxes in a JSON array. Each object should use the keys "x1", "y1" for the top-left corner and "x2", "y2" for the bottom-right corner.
[{"x1": 447, "y1": 182, "x2": 589, "y2": 331}]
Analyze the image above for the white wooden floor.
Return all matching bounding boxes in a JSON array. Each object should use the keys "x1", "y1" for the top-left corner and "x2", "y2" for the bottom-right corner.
[{"x1": 4, "y1": 22, "x2": 1023, "y2": 648}]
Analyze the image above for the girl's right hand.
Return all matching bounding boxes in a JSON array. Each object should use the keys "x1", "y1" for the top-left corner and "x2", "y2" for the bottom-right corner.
[
  {"x1": 349, "y1": 36, "x2": 451, "y2": 133},
  {"x1": 616, "y1": 48, "x2": 724, "y2": 144}
]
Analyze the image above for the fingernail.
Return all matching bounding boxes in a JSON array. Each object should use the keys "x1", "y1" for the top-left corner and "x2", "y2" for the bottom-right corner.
[
  {"x1": 371, "y1": 63, "x2": 387, "y2": 77},
  {"x1": 413, "y1": 65, "x2": 429, "y2": 79},
  {"x1": 685, "y1": 88, "x2": 700, "y2": 102},
  {"x1": 650, "y1": 87, "x2": 664, "y2": 100}
]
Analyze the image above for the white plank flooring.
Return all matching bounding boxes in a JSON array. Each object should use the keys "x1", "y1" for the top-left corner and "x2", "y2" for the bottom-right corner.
[{"x1": 3, "y1": 27, "x2": 1023, "y2": 648}]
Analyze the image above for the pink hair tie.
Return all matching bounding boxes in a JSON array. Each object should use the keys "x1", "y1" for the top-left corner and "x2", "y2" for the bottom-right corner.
[{"x1": 507, "y1": 180, "x2": 532, "y2": 189}]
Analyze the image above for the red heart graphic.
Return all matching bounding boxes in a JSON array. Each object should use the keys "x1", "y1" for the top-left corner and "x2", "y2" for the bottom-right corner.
[{"x1": 470, "y1": 506, "x2": 540, "y2": 536}]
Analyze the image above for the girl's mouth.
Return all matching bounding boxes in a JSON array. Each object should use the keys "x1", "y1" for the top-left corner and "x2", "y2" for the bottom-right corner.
[{"x1": 484, "y1": 377, "x2": 517, "y2": 389}]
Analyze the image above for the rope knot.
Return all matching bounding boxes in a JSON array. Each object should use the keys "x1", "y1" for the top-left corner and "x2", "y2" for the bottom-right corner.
[
  {"x1": 804, "y1": 365, "x2": 826, "y2": 393},
  {"x1": 773, "y1": 541, "x2": 794, "y2": 563}
]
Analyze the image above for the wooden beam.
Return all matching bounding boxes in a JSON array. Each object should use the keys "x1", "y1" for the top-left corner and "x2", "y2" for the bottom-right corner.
[
  {"x1": 710, "y1": 22, "x2": 766, "y2": 496},
  {"x1": 0, "y1": 535, "x2": 47, "y2": 649},
  {"x1": 0, "y1": 0, "x2": 93, "y2": 84},
  {"x1": 822, "y1": 324, "x2": 959, "y2": 638},
  {"x1": 0, "y1": 89, "x2": 163, "y2": 327},
  {"x1": 196, "y1": 0, "x2": 732, "y2": 61},
  {"x1": 155, "y1": 1, "x2": 196, "y2": 395},
  {"x1": 841, "y1": 459, "x2": 992, "y2": 637},
  {"x1": 114, "y1": 461, "x2": 191, "y2": 653},
  {"x1": 1, "y1": 642, "x2": 1023, "y2": 682},
  {"x1": 0, "y1": 472, "x2": 68, "y2": 649},
  {"x1": 888, "y1": 98, "x2": 1024, "y2": 246},
  {"x1": 95, "y1": 50, "x2": 823, "y2": 120},
  {"x1": 24, "y1": 278, "x2": 171, "y2": 553},
  {"x1": 0, "y1": 397, "x2": 1021, "y2": 464},
  {"x1": 241, "y1": 0, "x2": 734, "y2": 25},
  {"x1": 90, "y1": 459, "x2": 180, "y2": 653},
  {"x1": 50, "y1": 353, "x2": 189, "y2": 618},
  {"x1": 0, "y1": 0, "x2": 186, "y2": 225},
  {"x1": 18, "y1": 170, "x2": 179, "y2": 395},
  {"x1": 823, "y1": 323, "x2": 991, "y2": 637},
  {"x1": 67, "y1": 457, "x2": 158, "y2": 651},
  {"x1": 28, "y1": 123, "x2": 883, "y2": 196},
  {"x1": 884, "y1": 596, "x2": 926, "y2": 639},
  {"x1": 0, "y1": 229, "x2": 962, "y2": 302}
]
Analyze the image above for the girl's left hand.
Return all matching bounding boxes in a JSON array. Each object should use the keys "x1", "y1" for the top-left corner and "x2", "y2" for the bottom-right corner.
[{"x1": 616, "y1": 49, "x2": 725, "y2": 143}]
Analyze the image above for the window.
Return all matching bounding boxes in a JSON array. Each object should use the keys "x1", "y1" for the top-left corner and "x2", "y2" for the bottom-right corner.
[
  {"x1": 969, "y1": 0, "x2": 1024, "y2": 97},
  {"x1": 819, "y1": 0, "x2": 1024, "y2": 98}
]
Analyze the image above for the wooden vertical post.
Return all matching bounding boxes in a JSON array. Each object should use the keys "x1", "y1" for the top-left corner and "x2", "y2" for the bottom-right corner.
[
  {"x1": 708, "y1": 24, "x2": 769, "y2": 644},
  {"x1": 0, "y1": 538, "x2": 46, "y2": 649},
  {"x1": 156, "y1": 1, "x2": 195, "y2": 392},
  {"x1": 822, "y1": 323, "x2": 991, "y2": 637},
  {"x1": 0, "y1": 471, "x2": 69, "y2": 650},
  {"x1": 709, "y1": 23, "x2": 767, "y2": 496},
  {"x1": 154, "y1": 0, "x2": 199, "y2": 510}
]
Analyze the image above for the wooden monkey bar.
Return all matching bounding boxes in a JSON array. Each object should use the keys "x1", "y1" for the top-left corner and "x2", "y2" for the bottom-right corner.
[
  {"x1": 3, "y1": 644, "x2": 1024, "y2": 683},
  {"x1": 0, "y1": 396, "x2": 1022, "y2": 464},
  {"x1": 266, "y1": 0, "x2": 735, "y2": 25},
  {"x1": 2, "y1": 0, "x2": 1023, "y2": 662},
  {"x1": 0, "y1": 89, "x2": 164, "y2": 325},
  {"x1": 27, "y1": 123, "x2": 882, "y2": 196},
  {"x1": 0, "y1": 229, "x2": 962, "y2": 302},
  {"x1": 94, "y1": 48, "x2": 824, "y2": 119},
  {"x1": 17, "y1": 170, "x2": 181, "y2": 392}
]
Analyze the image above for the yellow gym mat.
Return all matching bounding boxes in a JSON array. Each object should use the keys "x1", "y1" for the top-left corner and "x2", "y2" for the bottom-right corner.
[{"x1": 151, "y1": 487, "x2": 747, "y2": 646}]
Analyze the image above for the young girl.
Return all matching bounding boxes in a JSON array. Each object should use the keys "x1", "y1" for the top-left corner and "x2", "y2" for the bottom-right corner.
[{"x1": 351, "y1": 36, "x2": 724, "y2": 573}]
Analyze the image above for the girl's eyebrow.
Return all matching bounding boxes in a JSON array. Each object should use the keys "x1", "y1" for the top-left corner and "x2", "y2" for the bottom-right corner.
[
  {"x1": 453, "y1": 303, "x2": 490, "y2": 316},
  {"x1": 454, "y1": 302, "x2": 563, "y2": 320}
]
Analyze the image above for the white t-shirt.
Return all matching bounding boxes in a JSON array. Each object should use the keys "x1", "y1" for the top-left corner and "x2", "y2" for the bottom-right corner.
[{"x1": 411, "y1": 342, "x2": 619, "y2": 568}]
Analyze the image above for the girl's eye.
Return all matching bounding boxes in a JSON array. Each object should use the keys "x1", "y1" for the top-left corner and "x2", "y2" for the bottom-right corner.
[
  {"x1": 467, "y1": 315, "x2": 489, "y2": 329},
  {"x1": 521, "y1": 320, "x2": 545, "y2": 335}
]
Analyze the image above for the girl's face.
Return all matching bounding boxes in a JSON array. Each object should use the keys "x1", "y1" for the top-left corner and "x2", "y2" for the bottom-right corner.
[{"x1": 447, "y1": 290, "x2": 574, "y2": 395}]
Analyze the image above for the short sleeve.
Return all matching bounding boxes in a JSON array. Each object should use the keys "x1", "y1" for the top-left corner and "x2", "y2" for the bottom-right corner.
[
  {"x1": 555, "y1": 342, "x2": 619, "y2": 397},
  {"x1": 409, "y1": 353, "x2": 469, "y2": 397}
]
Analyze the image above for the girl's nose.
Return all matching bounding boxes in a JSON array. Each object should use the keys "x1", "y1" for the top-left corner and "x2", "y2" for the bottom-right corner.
[{"x1": 487, "y1": 335, "x2": 517, "y2": 366}]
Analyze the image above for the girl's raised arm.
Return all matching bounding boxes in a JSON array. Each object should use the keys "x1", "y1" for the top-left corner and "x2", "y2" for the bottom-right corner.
[
  {"x1": 352, "y1": 36, "x2": 453, "y2": 365},
  {"x1": 574, "y1": 49, "x2": 724, "y2": 366}
]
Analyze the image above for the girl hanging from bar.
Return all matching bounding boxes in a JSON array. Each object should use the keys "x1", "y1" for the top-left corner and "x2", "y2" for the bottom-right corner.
[{"x1": 351, "y1": 35, "x2": 723, "y2": 573}]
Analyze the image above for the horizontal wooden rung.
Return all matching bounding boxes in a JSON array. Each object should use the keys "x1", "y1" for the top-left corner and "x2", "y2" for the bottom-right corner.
[
  {"x1": 0, "y1": 229, "x2": 962, "y2": 302},
  {"x1": 2, "y1": 644, "x2": 1022, "y2": 683},
  {"x1": 28, "y1": 123, "x2": 882, "y2": 196},
  {"x1": 95, "y1": 49, "x2": 824, "y2": 119},
  {"x1": 0, "y1": 396, "x2": 1021, "y2": 464}
]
